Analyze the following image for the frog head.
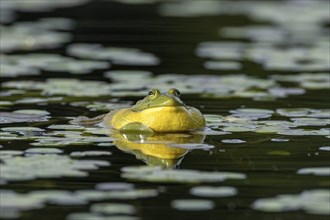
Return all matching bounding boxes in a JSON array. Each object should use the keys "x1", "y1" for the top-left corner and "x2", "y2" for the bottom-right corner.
[{"x1": 131, "y1": 88, "x2": 185, "y2": 112}]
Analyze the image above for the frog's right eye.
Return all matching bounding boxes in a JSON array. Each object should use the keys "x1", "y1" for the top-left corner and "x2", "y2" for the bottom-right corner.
[{"x1": 168, "y1": 88, "x2": 181, "y2": 97}]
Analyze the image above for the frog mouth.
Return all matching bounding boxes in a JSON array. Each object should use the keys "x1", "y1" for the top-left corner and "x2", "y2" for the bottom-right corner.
[
  {"x1": 132, "y1": 97, "x2": 186, "y2": 112},
  {"x1": 160, "y1": 98, "x2": 186, "y2": 107}
]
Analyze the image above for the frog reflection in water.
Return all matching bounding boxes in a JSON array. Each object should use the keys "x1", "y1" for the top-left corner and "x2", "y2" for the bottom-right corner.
[
  {"x1": 112, "y1": 131, "x2": 205, "y2": 168},
  {"x1": 72, "y1": 88, "x2": 206, "y2": 168}
]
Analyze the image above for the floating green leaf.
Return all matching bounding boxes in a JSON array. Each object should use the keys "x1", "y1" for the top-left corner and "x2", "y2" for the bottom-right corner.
[
  {"x1": 171, "y1": 199, "x2": 215, "y2": 211},
  {"x1": 121, "y1": 166, "x2": 246, "y2": 183},
  {"x1": 190, "y1": 186, "x2": 237, "y2": 197}
]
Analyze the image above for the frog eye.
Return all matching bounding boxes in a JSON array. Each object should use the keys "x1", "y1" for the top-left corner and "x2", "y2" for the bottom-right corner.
[
  {"x1": 148, "y1": 89, "x2": 160, "y2": 98},
  {"x1": 168, "y1": 88, "x2": 181, "y2": 97}
]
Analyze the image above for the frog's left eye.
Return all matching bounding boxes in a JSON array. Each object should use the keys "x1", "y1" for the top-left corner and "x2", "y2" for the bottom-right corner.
[
  {"x1": 148, "y1": 89, "x2": 160, "y2": 99},
  {"x1": 168, "y1": 88, "x2": 181, "y2": 97}
]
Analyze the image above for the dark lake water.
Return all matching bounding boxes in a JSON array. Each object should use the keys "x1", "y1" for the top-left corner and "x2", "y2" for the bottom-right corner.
[{"x1": 0, "y1": 0, "x2": 329, "y2": 220}]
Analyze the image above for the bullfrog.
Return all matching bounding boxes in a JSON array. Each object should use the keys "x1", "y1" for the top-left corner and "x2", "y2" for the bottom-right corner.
[{"x1": 73, "y1": 88, "x2": 206, "y2": 133}]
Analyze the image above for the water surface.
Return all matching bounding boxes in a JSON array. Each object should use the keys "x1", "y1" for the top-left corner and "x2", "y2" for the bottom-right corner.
[{"x1": 0, "y1": 1, "x2": 329, "y2": 220}]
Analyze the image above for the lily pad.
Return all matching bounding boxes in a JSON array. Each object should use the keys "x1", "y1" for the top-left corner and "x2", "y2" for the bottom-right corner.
[
  {"x1": 190, "y1": 186, "x2": 237, "y2": 197},
  {"x1": 0, "y1": 112, "x2": 49, "y2": 124},
  {"x1": 277, "y1": 108, "x2": 314, "y2": 117},
  {"x1": 70, "y1": 151, "x2": 112, "y2": 157},
  {"x1": 67, "y1": 43, "x2": 160, "y2": 66},
  {"x1": 221, "y1": 139, "x2": 246, "y2": 144},
  {"x1": 13, "y1": 109, "x2": 50, "y2": 116},
  {"x1": 48, "y1": 124, "x2": 85, "y2": 130},
  {"x1": 1, "y1": 126, "x2": 44, "y2": 132},
  {"x1": 0, "y1": 101, "x2": 14, "y2": 106},
  {"x1": 297, "y1": 167, "x2": 330, "y2": 176},
  {"x1": 42, "y1": 59, "x2": 110, "y2": 74},
  {"x1": 104, "y1": 70, "x2": 152, "y2": 81},
  {"x1": 90, "y1": 203, "x2": 136, "y2": 215},
  {"x1": 121, "y1": 166, "x2": 246, "y2": 183},
  {"x1": 1, "y1": 23, "x2": 72, "y2": 53},
  {"x1": 95, "y1": 182, "x2": 135, "y2": 191},
  {"x1": 204, "y1": 61, "x2": 242, "y2": 70},
  {"x1": 171, "y1": 199, "x2": 215, "y2": 211},
  {"x1": 67, "y1": 213, "x2": 138, "y2": 220},
  {"x1": 0, "y1": 150, "x2": 24, "y2": 156},
  {"x1": 25, "y1": 148, "x2": 63, "y2": 154},
  {"x1": 252, "y1": 189, "x2": 330, "y2": 215},
  {"x1": 277, "y1": 129, "x2": 329, "y2": 136},
  {"x1": 0, "y1": 154, "x2": 110, "y2": 182},
  {"x1": 319, "y1": 146, "x2": 330, "y2": 151}
]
